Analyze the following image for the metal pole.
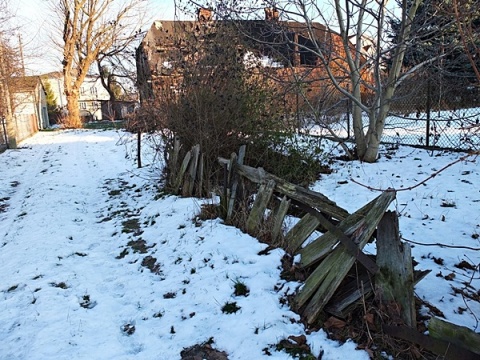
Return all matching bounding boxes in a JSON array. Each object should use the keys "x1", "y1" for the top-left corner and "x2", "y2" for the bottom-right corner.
[{"x1": 426, "y1": 79, "x2": 431, "y2": 147}]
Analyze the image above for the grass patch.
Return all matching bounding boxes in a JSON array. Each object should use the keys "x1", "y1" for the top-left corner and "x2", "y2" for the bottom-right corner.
[
  {"x1": 275, "y1": 336, "x2": 316, "y2": 359},
  {"x1": 233, "y1": 280, "x2": 249, "y2": 297},
  {"x1": 141, "y1": 255, "x2": 161, "y2": 274},
  {"x1": 50, "y1": 281, "x2": 68, "y2": 289},
  {"x1": 116, "y1": 248, "x2": 129, "y2": 259},
  {"x1": 221, "y1": 301, "x2": 241, "y2": 314},
  {"x1": 83, "y1": 120, "x2": 126, "y2": 130},
  {"x1": 127, "y1": 239, "x2": 148, "y2": 253},
  {"x1": 122, "y1": 218, "x2": 141, "y2": 234}
]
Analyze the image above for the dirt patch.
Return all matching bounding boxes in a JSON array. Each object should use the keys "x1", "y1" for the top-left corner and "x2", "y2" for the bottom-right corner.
[{"x1": 180, "y1": 344, "x2": 228, "y2": 360}]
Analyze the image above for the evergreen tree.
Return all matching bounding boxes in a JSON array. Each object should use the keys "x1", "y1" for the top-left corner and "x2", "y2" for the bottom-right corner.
[
  {"x1": 388, "y1": 0, "x2": 480, "y2": 83},
  {"x1": 41, "y1": 77, "x2": 60, "y2": 122}
]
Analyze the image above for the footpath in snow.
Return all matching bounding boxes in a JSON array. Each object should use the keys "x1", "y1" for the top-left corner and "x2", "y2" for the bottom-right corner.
[{"x1": 0, "y1": 130, "x2": 368, "y2": 360}]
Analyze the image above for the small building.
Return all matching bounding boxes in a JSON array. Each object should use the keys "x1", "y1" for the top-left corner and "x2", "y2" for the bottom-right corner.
[
  {"x1": 41, "y1": 72, "x2": 110, "y2": 121},
  {"x1": 9, "y1": 76, "x2": 49, "y2": 142}
]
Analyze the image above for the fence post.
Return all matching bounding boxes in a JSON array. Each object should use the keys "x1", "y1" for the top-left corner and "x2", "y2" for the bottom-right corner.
[
  {"x1": 426, "y1": 79, "x2": 431, "y2": 147},
  {"x1": 376, "y1": 211, "x2": 416, "y2": 328}
]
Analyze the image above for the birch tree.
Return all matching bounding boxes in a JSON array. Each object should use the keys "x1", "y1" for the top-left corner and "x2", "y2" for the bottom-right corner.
[
  {"x1": 50, "y1": 0, "x2": 147, "y2": 127},
  {"x1": 192, "y1": 0, "x2": 423, "y2": 162}
]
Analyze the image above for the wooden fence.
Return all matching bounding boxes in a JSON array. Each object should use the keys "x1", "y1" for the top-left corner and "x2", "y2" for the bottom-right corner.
[{"x1": 169, "y1": 143, "x2": 480, "y2": 358}]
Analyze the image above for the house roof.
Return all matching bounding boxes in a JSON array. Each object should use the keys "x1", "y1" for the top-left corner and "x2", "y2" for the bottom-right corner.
[
  {"x1": 143, "y1": 19, "x2": 331, "y2": 47},
  {"x1": 9, "y1": 76, "x2": 43, "y2": 92}
]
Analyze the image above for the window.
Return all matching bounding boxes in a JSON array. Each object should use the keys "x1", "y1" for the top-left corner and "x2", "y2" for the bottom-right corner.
[
  {"x1": 90, "y1": 87, "x2": 98, "y2": 96},
  {"x1": 80, "y1": 102, "x2": 86, "y2": 109},
  {"x1": 80, "y1": 87, "x2": 86, "y2": 95}
]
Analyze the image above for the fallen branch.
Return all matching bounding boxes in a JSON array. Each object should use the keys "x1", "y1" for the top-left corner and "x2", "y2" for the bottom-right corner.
[
  {"x1": 350, "y1": 152, "x2": 478, "y2": 192},
  {"x1": 401, "y1": 237, "x2": 480, "y2": 251}
]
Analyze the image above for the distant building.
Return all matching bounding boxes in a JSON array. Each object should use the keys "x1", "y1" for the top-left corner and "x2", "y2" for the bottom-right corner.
[
  {"x1": 41, "y1": 72, "x2": 137, "y2": 121},
  {"x1": 9, "y1": 76, "x2": 49, "y2": 142},
  {"x1": 41, "y1": 72, "x2": 110, "y2": 121}
]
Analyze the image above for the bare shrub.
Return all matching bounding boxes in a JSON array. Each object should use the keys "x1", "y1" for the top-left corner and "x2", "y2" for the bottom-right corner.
[{"x1": 153, "y1": 23, "x2": 285, "y2": 196}]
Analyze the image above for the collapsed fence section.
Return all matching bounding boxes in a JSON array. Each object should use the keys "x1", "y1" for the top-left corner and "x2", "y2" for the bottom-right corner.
[{"x1": 167, "y1": 142, "x2": 480, "y2": 357}]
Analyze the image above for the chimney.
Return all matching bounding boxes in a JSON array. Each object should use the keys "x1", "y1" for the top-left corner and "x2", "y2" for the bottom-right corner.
[
  {"x1": 198, "y1": 7, "x2": 212, "y2": 22},
  {"x1": 264, "y1": 7, "x2": 279, "y2": 21}
]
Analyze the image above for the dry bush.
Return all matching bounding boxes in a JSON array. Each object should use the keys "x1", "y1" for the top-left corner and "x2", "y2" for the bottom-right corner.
[{"x1": 155, "y1": 24, "x2": 285, "y2": 195}]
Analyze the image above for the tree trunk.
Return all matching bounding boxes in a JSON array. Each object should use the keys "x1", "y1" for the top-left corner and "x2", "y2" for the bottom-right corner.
[{"x1": 65, "y1": 90, "x2": 82, "y2": 128}]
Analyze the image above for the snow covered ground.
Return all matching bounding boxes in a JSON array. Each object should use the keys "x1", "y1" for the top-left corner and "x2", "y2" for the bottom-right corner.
[{"x1": 0, "y1": 129, "x2": 478, "y2": 359}]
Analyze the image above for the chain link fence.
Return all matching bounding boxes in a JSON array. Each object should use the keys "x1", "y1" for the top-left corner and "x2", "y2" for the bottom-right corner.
[
  {"x1": 306, "y1": 77, "x2": 480, "y2": 152},
  {"x1": 382, "y1": 78, "x2": 480, "y2": 151}
]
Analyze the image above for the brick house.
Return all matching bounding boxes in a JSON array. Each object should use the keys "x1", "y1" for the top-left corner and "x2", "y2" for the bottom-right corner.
[{"x1": 135, "y1": 8, "x2": 366, "y2": 114}]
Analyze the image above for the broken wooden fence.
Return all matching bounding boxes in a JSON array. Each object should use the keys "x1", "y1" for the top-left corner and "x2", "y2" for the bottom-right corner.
[
  {"x1": 218, "y1": 147, "x2": 401, "y2": 325},
  {"x1": 168, "y1": 144, "x2": 478, "y2": 357}
]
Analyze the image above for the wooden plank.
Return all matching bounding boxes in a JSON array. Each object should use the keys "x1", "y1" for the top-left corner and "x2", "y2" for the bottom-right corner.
[
  {"x1": 325, "y1": 268, "x2": 430, "y2": 319},
  {"x1": 183, "y1": 144, "x2": 200, "y2": 197},
  {"x1": 295, "y1": 197, "x2": 379, "y2": 273},
  {"x1": 384, "y1": 324, "x2": 479, "y2": 360},
  {"x1": 169, "y1": 137, "x2": 181, "y2": 188},
  {"x1": 226, "y1": 145, "x2": 246, "y2": 220},
  {"x1": 284, "y1": 213, "x2": 320, "y2": 253},
  {"x1": 173, "y1": 149, "x2": 192, "y2": 194},
  {"x1": 299, "y1": 196, "x2": 378, "y2": 267},
  {"x1": 271, "y1": 196, "x2": 290, "y2": 243},
  {"x1": 218, "y1": 158, "x2": 349, "y2": 221},
  {"x1": 245, "y1": 180, "x2": 276, "y2": 235},
  {"x1": 296, "y1": 191, "x2": 395, "y2": 324},
  {"x1": 226, "y1": 153, "x2": 238, "y2": 221},
  {"x1": 376, "y1": 211, "x2": 415, "y2": 327},
  {"x1": 325, "y1": 273, "x2": 373, "y2": 318},
  {"x1": 196, "y1": 153, "x2": 204, "y2": 197},
  {"x1": 429, "y1": 317, "x2": 480, "y2": 355}
]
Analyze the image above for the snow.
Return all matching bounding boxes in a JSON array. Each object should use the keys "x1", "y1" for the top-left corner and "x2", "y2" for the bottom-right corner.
[{"x1": 0, "y1": 129, "x2": 478, "y2": 359}]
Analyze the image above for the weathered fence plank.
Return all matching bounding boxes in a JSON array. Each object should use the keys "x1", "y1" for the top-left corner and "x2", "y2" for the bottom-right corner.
[
  {"x1": 295, "y1": 191, "x2": 396, "y2": 324},
  {"x1": 298, "y1": 196, "x2": 377, "y2": 268},
  {"x1": 173, "y1": 149, "x2": 192, "y2": 194},
  {"x1": 196, "y1": 153, "x2": 204, "y2": 198},
  {"x1": 169, "y1": 137, "x2": 181, "y2": 187},
  {"x1": 226, "y1": 145, "x2": 246, "y2": 221},
  {"x1": 376, "y1": 211, "x2": 416, "y2": 327},
  {"x1": 270, "y1": 196, "x2": 290, "y2": 243},
  {"x1": 218, "y1": 158, "x2": 349, "y2": 221},
  {"x1": 429, "y1": 317, "x2": 480, "y2": 355},
  {"x1": 383, "y1": 325, "x2": 479, "y2": 360},
  {"x1": 283, "y1": 213, "x2": 320, "y2": 253},
  {"x1": 245, "y1": 179, "x2": 276, "y2": 235},
  {"x1": 183, "y1": 144, "x2": 200, "y2": 197}
]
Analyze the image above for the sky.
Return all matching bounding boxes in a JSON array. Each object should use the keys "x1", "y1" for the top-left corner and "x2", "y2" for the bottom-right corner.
[
  {"x1": 0, "y1": 126, "x2": 478, "y2": 359},
  {"x1": 13, "y1": 0, "x2": 179, "y2": 75},
  {"x1": 10, "y1": 0, "x2": 398, "y2": 75}
]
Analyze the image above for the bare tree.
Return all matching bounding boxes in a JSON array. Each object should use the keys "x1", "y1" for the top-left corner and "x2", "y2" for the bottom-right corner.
[
  {"x1": 0, "y1": 0, "x2": 21, "y2": 148},
  {"x1": 451, "y1": 0, "x2": 480, "y2": 84},
  {"x1": 184, "y1": 0, "x2": 424, "y2": 162},
  {"x1": 49, "y1": 0, "x2": 147, "y2": 127}
]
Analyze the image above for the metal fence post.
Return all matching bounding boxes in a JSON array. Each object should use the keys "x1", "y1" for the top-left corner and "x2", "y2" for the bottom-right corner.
[{"x1": 426, "y1": 79, "x2": 431, "y2": 147}]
